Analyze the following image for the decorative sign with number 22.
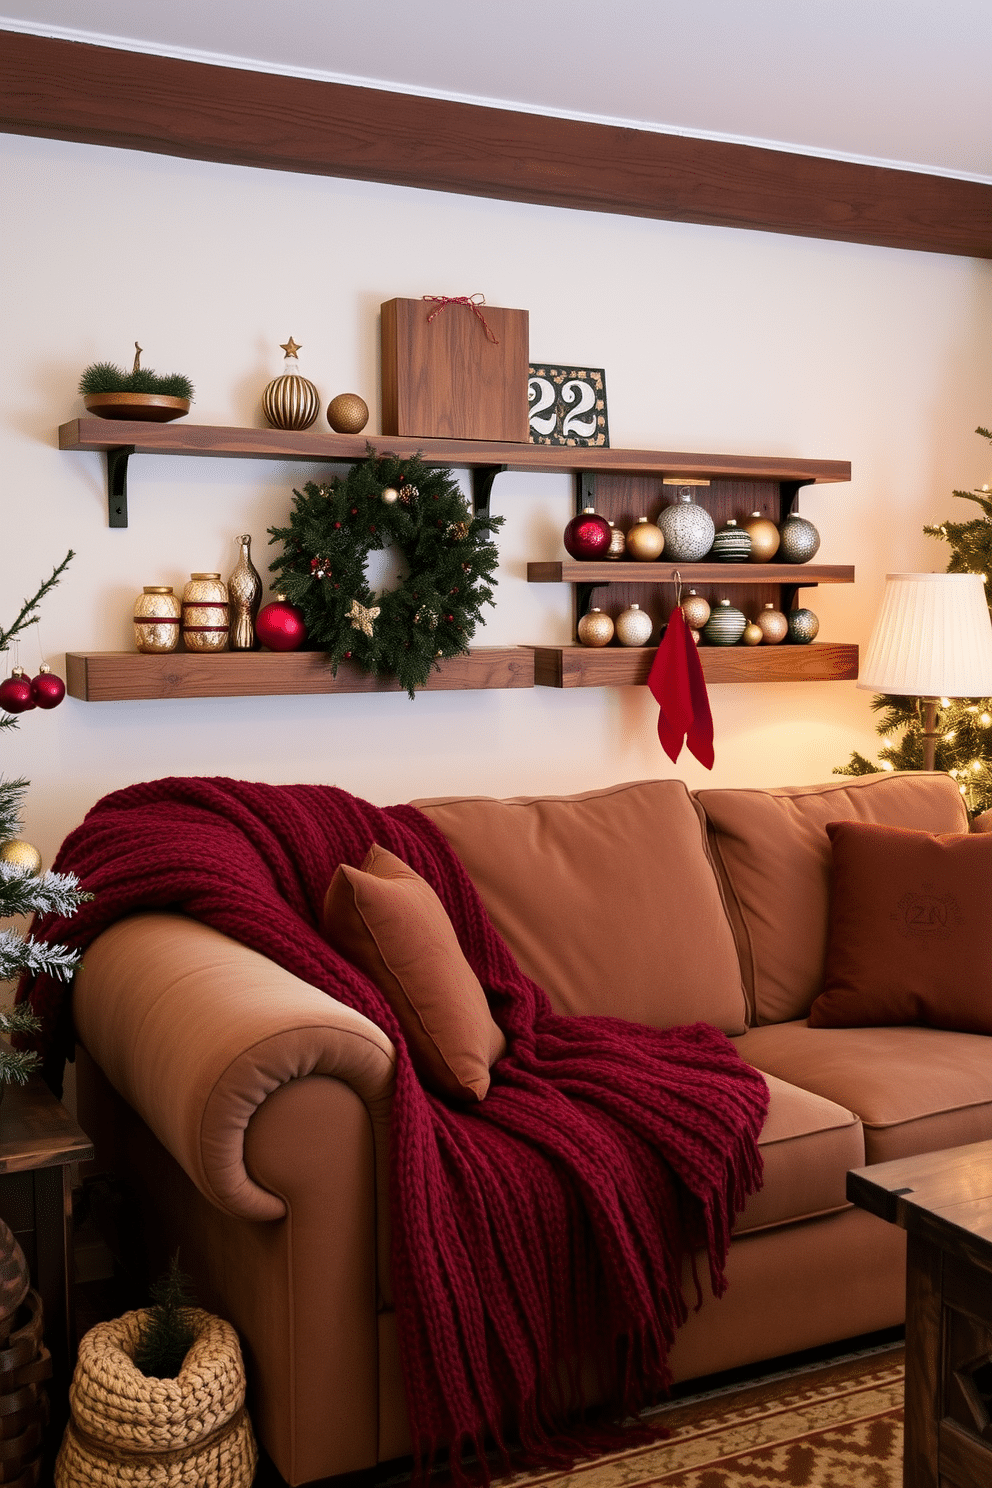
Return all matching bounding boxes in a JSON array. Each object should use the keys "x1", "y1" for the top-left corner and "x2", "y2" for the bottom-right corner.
[{"x1": 527, "y1": 365, "x2": 609, "y2": 447}]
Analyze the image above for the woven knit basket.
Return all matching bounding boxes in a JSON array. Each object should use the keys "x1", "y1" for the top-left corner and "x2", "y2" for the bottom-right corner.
[{"x1": 55, "y1": 1308, "x2": 256, "y2": 1488}]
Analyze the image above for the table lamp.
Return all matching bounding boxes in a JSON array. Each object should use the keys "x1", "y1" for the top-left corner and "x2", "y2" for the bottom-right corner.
[{"x1": 859, "y1": 572, "x2": 992, "y2": 771}]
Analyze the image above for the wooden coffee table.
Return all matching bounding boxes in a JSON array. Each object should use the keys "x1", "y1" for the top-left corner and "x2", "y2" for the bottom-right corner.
[{"x1": 848, "y1": 1140, "x2": 992, "y2": 1488}]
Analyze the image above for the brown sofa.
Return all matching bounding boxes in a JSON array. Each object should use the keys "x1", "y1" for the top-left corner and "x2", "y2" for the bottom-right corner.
[{"x1": 72, "y1": 770, "x2": 992, "y2": 1486}]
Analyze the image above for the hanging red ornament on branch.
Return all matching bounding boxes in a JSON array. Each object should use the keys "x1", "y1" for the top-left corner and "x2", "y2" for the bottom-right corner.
[
  {"x1": 30, "y1": 665, "x2": 65, "y2": 709},
  {"x1": 0, "y1": 668, "x2": 35, "y2": 715}
]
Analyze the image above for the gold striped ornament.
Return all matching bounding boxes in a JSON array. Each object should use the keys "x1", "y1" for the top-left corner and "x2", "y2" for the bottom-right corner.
[{"x1": 261, "y1": 337, "x2": 321, "y2": 431}]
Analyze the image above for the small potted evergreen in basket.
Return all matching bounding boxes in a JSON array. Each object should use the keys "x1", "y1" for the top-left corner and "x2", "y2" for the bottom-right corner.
[
  {"x1": 56, "y1": 1255, "x2": 257, "y2": 1487},
  {"x1": 78, "y1": 341, "x2": 195, "y2": 422}
]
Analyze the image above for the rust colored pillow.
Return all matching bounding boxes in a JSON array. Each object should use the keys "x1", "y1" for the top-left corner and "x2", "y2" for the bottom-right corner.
[
  {"x1": 809, "y1": 820, "x2": 992, "y2": 1033},
  {"x1": 322, "y1": 844, "x2": 506, "y2": 1102}
]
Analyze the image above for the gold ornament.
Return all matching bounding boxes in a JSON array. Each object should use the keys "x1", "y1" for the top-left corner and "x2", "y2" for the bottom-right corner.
[
  {"x1": 607, "y1": 522, "x2": 626, "y2": 560},
  {"x1": 227, "y1": 535, "x2": 262, "y2": 651},
  {"x1": 680, "y1": 590, "x2": 711, "y2": 629},
  {"x1": 624, "y1": 517, "x2": 665, "y2": 562},
  {"x1": 690, "y1": 628, "x2": 701, "y2": 645},
  {"x1": 576, "y1": 608, "x2": 615, "y2": 647},
  {"x1": 133, "y1": 586, "x2": 181, "y2": 654},
  {"x1": 347, "y1": 599, "x2": 380, "y2": 638},
  {"x1": 280, "y1": 337, "x2": 302, "y2": 359},
  {"x1": 182, "y1": 573, "x2": 230, "y2": 652},
  {"x1": 755, "y1": 603, "x2": 789, "y2": 644},
  {"x1": 0, "y1": 839, "x2": 42, "y2": 876},
  {"x1": 742, "y1": 511, "x2": 780, "y2": 563},
  {"x1": 742, "y1": 622, "x2": 763, "y2": 646},
  {"x1": 263, "y1": 340, "x2": 320, "y2": 430},
  {"x1": 327, "y1": 393, "x2": 370, "y2": 434},
  {"x1": 381, "y1": 487, "x2": 400, "y2": 505}
]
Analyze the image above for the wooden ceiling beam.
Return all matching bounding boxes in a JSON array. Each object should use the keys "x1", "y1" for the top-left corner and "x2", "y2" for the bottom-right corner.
[{"x1": 2, "y1": 29, "x2": 990, "y2": 258}]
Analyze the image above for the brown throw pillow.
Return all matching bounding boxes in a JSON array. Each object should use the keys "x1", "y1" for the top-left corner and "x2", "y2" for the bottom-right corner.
[
  {"x1": 809, "y1": 819, "x2": 992, "y2": 1033},
  {"x1": 322, "y1": 844, "x2": 506, "y2": 1102}
]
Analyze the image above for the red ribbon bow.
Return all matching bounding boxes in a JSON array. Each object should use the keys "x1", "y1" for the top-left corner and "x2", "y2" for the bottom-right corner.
[
  {"x1": 423, "y1": 293, "x2": 499, "y2": 344},
  {"x1": 647, "y1": 605, "x2": 715, "y2": 769}
]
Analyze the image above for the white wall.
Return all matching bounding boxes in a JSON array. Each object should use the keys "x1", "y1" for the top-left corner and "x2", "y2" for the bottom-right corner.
[{"x1": 2, "y1": 130, "x2": 991, "y2": 866}]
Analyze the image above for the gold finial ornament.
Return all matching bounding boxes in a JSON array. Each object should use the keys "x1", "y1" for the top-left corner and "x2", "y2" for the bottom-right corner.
[
  {"x1": 263, "y1": 340, "x2": 320, "y2": 430},
  {"x1": 228, "y1": 535, "x2": 263, "y2": 651},
  {"x1": 132, "y1": 342, "x2": 143, "y2": 373}
]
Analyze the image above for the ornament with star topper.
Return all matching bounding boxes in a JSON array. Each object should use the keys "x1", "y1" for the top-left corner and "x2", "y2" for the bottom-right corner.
[
  {"x1": 268, "y1": 451, "x2": 503, "y2": 696},
  {"x1": 261, "y1": 336, "x2": 321, "y2": 431}
]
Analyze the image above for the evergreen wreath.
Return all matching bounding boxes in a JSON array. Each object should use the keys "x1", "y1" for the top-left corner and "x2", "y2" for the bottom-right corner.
[{"x1": 268, "y1": 450, "x2": 504, "y2": 697}]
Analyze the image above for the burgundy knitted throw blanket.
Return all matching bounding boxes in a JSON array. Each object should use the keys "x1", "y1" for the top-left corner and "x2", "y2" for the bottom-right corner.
[{"x1": 21, "y1": 777, "x2": 769, "y2": 1479}]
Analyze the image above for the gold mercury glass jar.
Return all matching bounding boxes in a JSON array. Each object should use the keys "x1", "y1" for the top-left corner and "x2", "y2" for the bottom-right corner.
[
  {"x1": 181, "y1": 573, "x2": 230, "y2": 652},
  {"x1": 133, "y1": 586, "x2": 181, "y2": 654}
]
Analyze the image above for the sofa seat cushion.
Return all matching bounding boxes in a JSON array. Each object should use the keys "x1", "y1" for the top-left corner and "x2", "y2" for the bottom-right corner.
[
  {"x1": 414, "y1": 780, "x2": 747, "y2": 1035},
  {"x1": 735, "y1": 1021, "x2": 992, "y2": 1164},
  {"x1": 735, "y1": 1073, "x2": 863, "y2": 1234},
  {"x1": 696, "y1": 772, "x2": 967, "y2": 1025}
]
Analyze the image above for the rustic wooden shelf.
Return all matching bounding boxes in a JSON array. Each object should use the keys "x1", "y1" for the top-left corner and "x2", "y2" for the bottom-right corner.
[
  {"x1": 57, "y1": 418, "x2": 852, "y2": 527},
  {"x1": 530, "y1": 643, "x2": 859, "y2": 687},
  {"x1": 65, "y1": 648, "x2": 534, "y2": 701},
  {"x1": 58, "y1": 420, "x2": 852, "y2": 481},
  {"x1": 527, "y1": 561, "x2": 855, "y2": 585}
]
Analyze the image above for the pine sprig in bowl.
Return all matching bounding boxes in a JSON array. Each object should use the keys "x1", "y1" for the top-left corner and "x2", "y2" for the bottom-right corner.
[{"x1": 78, "y1": 342, "x2": 194, "y2": 422}]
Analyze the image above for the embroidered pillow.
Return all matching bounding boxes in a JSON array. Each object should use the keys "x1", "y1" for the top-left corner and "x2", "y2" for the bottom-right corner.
[
  {"x1": 808, "y1": 819, "x2": 992, "y2": 1033},
  {"x1": 322, "y1": 844, "x2": 505, "y2": 1101}
]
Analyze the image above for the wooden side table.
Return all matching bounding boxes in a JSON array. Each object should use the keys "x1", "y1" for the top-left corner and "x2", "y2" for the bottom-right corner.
[
  {"x1": 848, "y1": 1140, "x2": 992, "y2": 1488},
  {"x1": 0, "y1": 1076, "x2": 93, "y2": 1399}
]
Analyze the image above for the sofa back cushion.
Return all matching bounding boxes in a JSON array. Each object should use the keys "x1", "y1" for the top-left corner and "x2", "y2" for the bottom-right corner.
[
  {"x1": 695, "y1": 772, "x2": 968, "y2": 1025},
  {"x1": 414, "y1": 779, "x2": 748, "y2": 1034},
  {"x1": 810, "y1": 819, "x2": 992, "y2": 1033}
]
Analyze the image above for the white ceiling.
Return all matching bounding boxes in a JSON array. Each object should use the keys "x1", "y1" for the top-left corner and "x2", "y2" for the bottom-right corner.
[{"x1": 3, "y1": 0, "x2": 991, "y2": 182}]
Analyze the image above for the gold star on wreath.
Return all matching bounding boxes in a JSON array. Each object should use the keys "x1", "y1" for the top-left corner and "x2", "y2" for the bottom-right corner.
[
  {"x1": 347, "y1": 598, "x2": 380, "y2": 637},
  {"x1": 280, "y1": 336, "x2": 302, "y2": 358}
]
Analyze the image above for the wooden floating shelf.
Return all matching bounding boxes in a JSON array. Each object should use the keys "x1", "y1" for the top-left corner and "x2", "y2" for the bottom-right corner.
[
  {"x1": 58, "y1": 420, "x2": 852, "y2": 483},
  {"x1": 65, "y1": 648, "x2": 534, "y2": 701},
  {"x1": 530, "y1": 643, "x2": 860, "y2": 688},
  {"x1": 527, "y1": 562, "x2": 855, "y2": 585}
]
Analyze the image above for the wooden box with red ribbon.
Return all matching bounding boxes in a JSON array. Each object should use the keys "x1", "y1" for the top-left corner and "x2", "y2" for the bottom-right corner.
[{"x1": 381, "y1": 296, "x2": 529, "y2": 443}]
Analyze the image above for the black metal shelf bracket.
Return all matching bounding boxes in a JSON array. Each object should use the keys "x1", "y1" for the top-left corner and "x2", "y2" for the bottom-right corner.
[
  {"x1": 472, "y1": 465, "x2": 508, "y2": 517},
  {"x1": 106, "y1": 446, "x2": 135, "y2": 528}
]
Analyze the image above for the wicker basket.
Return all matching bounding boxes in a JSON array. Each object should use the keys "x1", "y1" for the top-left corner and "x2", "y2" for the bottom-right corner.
[
  {"x1": 0, "y1": 1217, "x2": 49, "y2": 1488},
  {"x1": 55, "y1": 1308, "x2": 256, "y2": 1488}
]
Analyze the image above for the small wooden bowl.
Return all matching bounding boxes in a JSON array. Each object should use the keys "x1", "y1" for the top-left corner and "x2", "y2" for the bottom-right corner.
[{"x1": 83, "y1": 392, "x2": 190, "y2": 422}]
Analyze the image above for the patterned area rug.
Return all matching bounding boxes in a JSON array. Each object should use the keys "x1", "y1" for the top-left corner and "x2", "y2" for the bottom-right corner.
[{"x1": 504, "y1": 1345, "x2": 905, "y2": 1488}]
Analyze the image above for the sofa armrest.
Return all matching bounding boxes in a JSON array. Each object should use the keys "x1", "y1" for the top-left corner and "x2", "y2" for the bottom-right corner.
[{"x1": 72, "y1": 912, "x2": 396, "y2": 1222}]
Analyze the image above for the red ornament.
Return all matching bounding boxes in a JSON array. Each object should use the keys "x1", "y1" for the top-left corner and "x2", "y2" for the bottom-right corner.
[
  {"x1": 31, "y1": 666, "x2": 65, "y2": 709},
  {"x1": 255, "y1": 598, "x2": 307, "y2": 652},
  {"x1": 563, "y1": 508, "x2": 611, "y2": 560},
  {"x1": 0, "y1": 668, "x2": 35, "y2": 714}
]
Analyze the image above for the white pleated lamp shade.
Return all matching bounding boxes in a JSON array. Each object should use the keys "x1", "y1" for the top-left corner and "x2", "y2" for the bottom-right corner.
[{"x1": 859, "y1": 573, "x2": 992, "y2": 698}]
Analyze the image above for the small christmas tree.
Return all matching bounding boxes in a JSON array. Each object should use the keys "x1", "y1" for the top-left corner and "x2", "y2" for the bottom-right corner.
[
  {"x1": 1, "y1": 553, "x2": 90, "y2": 1084},
  {"x1": 133, "y1": 1253, "x2": 198, "y2": 1378},
  {"x1": 837, "y1": 427, "x2": 992, "y2": 815}
]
